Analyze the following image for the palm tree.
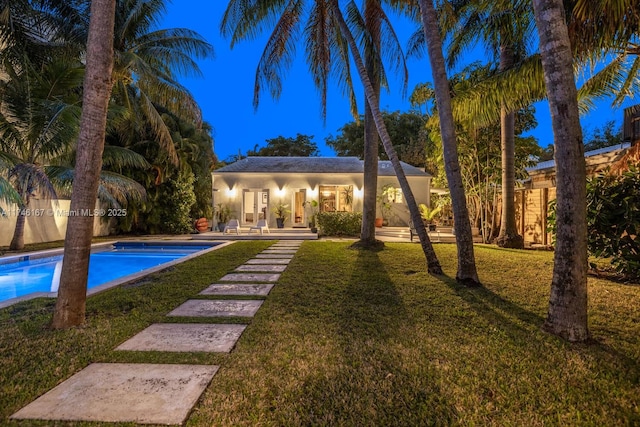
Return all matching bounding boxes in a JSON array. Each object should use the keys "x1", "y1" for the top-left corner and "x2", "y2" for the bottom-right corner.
[
  {"x1": 221, "y1": 0, "x2": 385, "y2": 247},
  {"x1": 222, "y1": 0, "x2": 441, "y2": 273},
  {"x1": 329, "y1": 0, "x2": 442, "y2": 273},
  {"x1": 444, "y1": 0, "x2": 534, "y2": 249},
  {"x1": 532, "y1": 0, "x2": 589, "y2": 342},
  {"x1": 0, "y1": 59, "x2": 84, "y2": 250},
  {"x1": 414, "y1": 0, "x2": 479, "y2": 285},
  {"x1": 52, "y1": 0, "x2": 117, "y2": 329},
  {"x1": 109, "y1": 0, "x2": 214, "y2": 166}
]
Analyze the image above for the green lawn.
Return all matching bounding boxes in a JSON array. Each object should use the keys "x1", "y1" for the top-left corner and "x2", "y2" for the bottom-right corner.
[{"x1": 1, "y1": 242, "x2": 639, "y2": 426}]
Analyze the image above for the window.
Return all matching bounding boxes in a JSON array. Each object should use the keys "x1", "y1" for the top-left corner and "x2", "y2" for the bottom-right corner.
[{"x1": 319, "y1": 185, "x2": 353, "y2": 212}]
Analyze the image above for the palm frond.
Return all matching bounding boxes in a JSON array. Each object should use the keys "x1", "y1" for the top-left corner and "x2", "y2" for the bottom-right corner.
[
  {"x1": 253, "y1": 0, "x2": 303, "y2": 109},
  {"x1": 138, "y1": 90, "x2": 179, "y2": 165},
  {"x1": 306, "y1": 0, "x2": 332, "y2": 119},
  {"x1": 97, "y1": 170, "x2": 147, "y2": 207},
  {"x1": 0, "y1": 175, "x2": 22, "y2": 206},
  {"x1": 132, "y1": 28, "x2": 214, "y2": 77},
  {"x1": 9, "y1": 162, "x2": 58, "y2": 201},
  {"x1": 101, "y1": 145, "x2": 151, "y2": 170}
]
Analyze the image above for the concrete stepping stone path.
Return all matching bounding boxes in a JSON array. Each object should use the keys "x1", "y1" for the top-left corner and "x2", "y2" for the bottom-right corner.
[
  {"x1": 261, "y1": 250, "x2": 298, "y2": 254},
  {"x1": 168, "y1": 299, "x2": 264, "y2": 317},
  {"x1": 246, "y1": 258, "x2": 291, "y2": 264},
  {"x1": 116, "y1": 323, "x2": 246, "y2": 353},
  {"x1": 255, "y1": 253, "x2": 294, "y2": 259},
  {"x1": 200, "y1": 283, "x2": 274, "y2": 296},
  {"x1": 12, "y1": 240, "x2": 301, "y2": 425},
  {"x1": 235, "y1": 264, "x2": 287, "y2": 272},
  {"x1": 11, "y1": 363, "x2": 218, "y2": 425},
  {"x1": 220, "y1": 272, "x2": 280, "y2": 282}
]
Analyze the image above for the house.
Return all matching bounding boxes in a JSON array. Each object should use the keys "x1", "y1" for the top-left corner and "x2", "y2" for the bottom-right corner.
[
  {"x1": 211, "y1": 157, "x2": 431, "y2": 229},
  {"x1": 517, "y1": 143, "x2": 631, "y2": 246}
]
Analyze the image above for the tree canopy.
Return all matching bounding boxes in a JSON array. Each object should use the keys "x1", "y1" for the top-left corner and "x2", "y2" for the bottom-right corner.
[
  {"x1": 247, "y1": 134, "x2": 320, "y2": 157},
  {"x1": 325, "y1": 111, "x2": 432, "y2": 168}
]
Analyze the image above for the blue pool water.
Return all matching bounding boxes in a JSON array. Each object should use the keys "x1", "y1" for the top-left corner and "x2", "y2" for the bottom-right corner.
[{"x1": 0, "y1": 242, "x2": 219, "y2": 305}]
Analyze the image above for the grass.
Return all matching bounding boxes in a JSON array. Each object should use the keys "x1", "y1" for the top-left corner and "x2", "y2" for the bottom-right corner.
[{"x1": 1, "y1": 242, "x2": 639, "y2": 426}]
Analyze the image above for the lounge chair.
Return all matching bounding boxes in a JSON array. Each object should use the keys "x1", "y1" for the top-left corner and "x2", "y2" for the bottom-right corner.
[
  {"x1": 223, "y1": 219, "x2": 241, "y2": 234},
  {"x1": 248, "y1": 218, "x2": 270, "y2": 235}
]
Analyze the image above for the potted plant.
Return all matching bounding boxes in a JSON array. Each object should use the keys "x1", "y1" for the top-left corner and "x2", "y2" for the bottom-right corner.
[
  {"x1": 214, "y1": 203, "x2": 233, "y2": 231},
  {"x1": 272, "y1": 202, "x2": 290, "y2": 228},
  {"x1": 419, "y1": 203, "x2": 441, "y2": 231},
  {"x1": 304, "y1": 200, "x2": 319, "y2": 233}
]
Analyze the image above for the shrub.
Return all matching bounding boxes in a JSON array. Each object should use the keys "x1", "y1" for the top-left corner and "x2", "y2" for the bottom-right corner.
[
  {"x1": 547, "y1": 167, "x2": 639, "y2": 278},
  {"x1": 157, "y1": 171, "x2": 197, "y2": 234},
  {"x1": 316, "y1": 211, "x2": 362, "y2": 237}
]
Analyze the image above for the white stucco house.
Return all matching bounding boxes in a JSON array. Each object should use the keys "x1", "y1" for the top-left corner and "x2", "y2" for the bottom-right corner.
[{"x1": 211, "y1": 157, "x2": 431, "y2": 229}]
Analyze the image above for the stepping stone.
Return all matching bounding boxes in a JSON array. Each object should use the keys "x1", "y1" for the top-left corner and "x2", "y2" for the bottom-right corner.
[
  {"x1": 116, "y1": 323, "x2": 246, "y2": 353},
  {"x1": 272, "y1": 243, "x2": 301, "y2": 247},
  {"x1": 168, "y1": 299, "x2": 264, "y2": 317},
  {"x1": 11, "y1": 363, "x2": 218, "y2": 425},
  {"x1": 246, "y1": 258, "x2": 291, "y2": 264},
  {"x1": 235, "y1": 264, "x2": 287, "y2": 272},
  {"x1": 261, "y1": 249, "x2": 298, "y2": 254},
  {"x1": 255, "y1": 254, "x2": 294, "y2": 259},
  {"x1": 200, "y1": 283, "x2": 274, "y2": 296},
  {"x1": 219, "y1": 273, "x2": 280, "y2": 282}
]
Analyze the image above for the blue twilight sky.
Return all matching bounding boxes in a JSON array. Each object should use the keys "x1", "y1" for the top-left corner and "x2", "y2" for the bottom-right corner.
[{"x1": 161, "y1": 1, "x2": 630, "y2": 162}]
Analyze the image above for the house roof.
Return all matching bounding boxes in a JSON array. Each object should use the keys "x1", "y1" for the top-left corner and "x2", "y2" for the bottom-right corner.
[
  {"x1": 526, "y1": 143, "x2": 631, "y2": 173},
  {"x1": 214, "y1": 156, "x2": 430, "y2": 176}
]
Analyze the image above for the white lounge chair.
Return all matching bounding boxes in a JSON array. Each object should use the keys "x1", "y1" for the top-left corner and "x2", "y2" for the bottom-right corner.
[
  {"x1": 223, "y1": 219, "x2": 240, "y2": 234},
  {"x1": 248, "y1": 218, "x2": 270, "y2": 235}
]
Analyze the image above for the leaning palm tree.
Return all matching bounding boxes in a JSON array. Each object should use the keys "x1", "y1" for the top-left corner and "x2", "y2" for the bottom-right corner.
[
  {"x1": 221, "y1": 0, "x2": 442, "y2": 274},
  {"x1": 412, "y1": 0, "x2": 480, "y2": 285},
  {"x1": 52, "y1": 0, "x2": 117, "y2": 329},
  {"x1": 329, "y1": 0, "x2": 442, "y2": 273}
]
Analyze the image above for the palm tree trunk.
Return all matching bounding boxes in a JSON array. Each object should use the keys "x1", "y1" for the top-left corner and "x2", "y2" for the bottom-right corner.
[
  {"x1": 52, "y1": 0, "x2": 116, "y2": 329},
  {"x1": 496, "y1": 44, "x2": 524, "y2": 248},
  {"x1": 331, "y1": 0, "x2": 442, "y2": 274},
  {"x1": 359, "y1": 0, "x2": 381, "y2": 246},
  {"x1": 9, "y1": 205, "x2": 27, "y2": 251},
  {"x1": 532, "y1": 0, "x2": 589, "y2": 342},
  {"x1": 417, "y1": 0, "x2": 480, "y2": 286},
  {"x1": 361, "y1": 98, "x2": 379, "y2": 245}
]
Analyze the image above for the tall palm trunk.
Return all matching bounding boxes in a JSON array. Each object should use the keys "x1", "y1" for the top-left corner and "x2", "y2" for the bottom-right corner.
[
  {"x1": 359, "y1": 0, "x2": 381, "y2": 246},
  {"x1": 9, "y1": 204, "x2": 27, "y2": 250},
  {"x1": 417, "y1": 0, "x2": 480, "y2": 286},
  {"x1": 361, "y1": 94, "x2": 380, "y2": 245},
  {"x1": 331, "y1": 0, "x2": 442, "y2": 274},
  {"x1": 496, "y1": 44, "x2": 524, "y2": 248},
  {"x1": 532, "y1": 0, "x2": 589, "y2": 342},
  {"x1": 52, "y1": 0, "x2": 116, "y2": 329}
]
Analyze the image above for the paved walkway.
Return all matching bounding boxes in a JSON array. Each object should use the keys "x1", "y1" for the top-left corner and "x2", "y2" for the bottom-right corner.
[{"x1": 11, "y1": 240, "x2": 303, "y2": 425}]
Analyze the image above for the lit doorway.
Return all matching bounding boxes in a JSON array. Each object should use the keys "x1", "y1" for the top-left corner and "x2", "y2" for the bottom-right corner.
[
  {"x1": 242, "y1": 189, "x2": 269, "y2": 225},
  {"x1": 293, "y1": 189, "x2": 306, "y2": 227}
]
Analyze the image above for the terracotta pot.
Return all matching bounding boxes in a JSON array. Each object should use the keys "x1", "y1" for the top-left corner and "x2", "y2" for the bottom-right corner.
[
  {"x1": 375, "y1": 218, "x2": 384, "y2": 228},
  {"x1": 195, "y1": 217, "x2": 209, "y2": 232}
]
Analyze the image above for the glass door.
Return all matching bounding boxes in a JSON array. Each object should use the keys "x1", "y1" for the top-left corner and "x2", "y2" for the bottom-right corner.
[
  {"x1": 243, "y1": 189, "x2": 269, "y2": 225},
  {"x1": 293, "y1": 189, "x2": 306, "y2": 227}
]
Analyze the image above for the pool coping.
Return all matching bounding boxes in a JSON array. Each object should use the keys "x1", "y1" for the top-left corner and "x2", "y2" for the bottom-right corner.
[{"x1": 0, "y1": 240, "x2": 234, "y2": 309}]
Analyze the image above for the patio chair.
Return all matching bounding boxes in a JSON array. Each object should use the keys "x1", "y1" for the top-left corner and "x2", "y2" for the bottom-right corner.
[
  {"x1": 223, "y1": 218, "x2": 241, "y2": 234},
  {"x1": 248, "y1": 218, "x2": 270, "y2": 235}
]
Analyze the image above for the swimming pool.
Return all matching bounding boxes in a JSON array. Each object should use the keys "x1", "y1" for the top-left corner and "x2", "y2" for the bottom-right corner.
[{"x1": 0, "y1": 241, "x2": 227, "y2": 308}]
